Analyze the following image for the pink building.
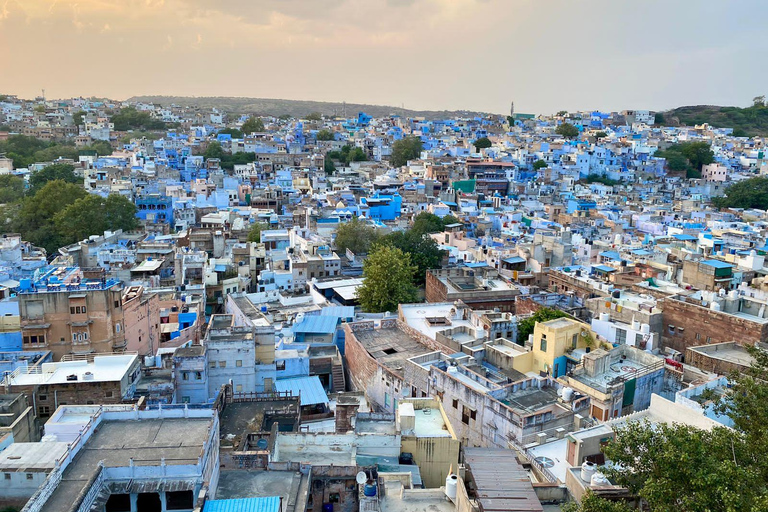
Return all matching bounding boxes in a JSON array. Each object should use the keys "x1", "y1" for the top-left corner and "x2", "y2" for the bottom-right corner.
[{"x1": 122, "y1": 285, "x2": 160, "y2": 356}]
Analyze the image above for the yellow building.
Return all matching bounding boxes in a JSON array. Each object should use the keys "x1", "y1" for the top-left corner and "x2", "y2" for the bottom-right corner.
[{"x1": 531, "y1": 317, "x2": 597, "y2": 378}]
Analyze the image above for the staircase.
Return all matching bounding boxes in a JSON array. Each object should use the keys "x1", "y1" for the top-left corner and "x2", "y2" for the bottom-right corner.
[{"x1": 332, "y1": 364, "x2": 346, "y2": 393}]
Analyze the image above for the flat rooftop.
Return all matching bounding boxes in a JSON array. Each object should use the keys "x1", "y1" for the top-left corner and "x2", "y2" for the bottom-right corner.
[
  {"x1": 500, "y1": 386, "x2": 559, "y2": 414},
  {"x1": 412, "y1": 408, "x2": 452, "y2": 438},
  {"x1": 353, "y1": 327, "x2": 432, "y2": 377},
  {"x1": 379, "y1": 485, "x2": 456, "y2": 512},
  {"x1": 0, "y1": 442, "x2": 69, "y2": 472},
  {"x1": 43, "y1": 417, "x2": 212, "y2": 512},
  {"x1": 219, "y1": 400, "x2": 299, "y2": 448},
  {"x1": 216, "y1": 470, "x2": 300, "y2": 502},
  {"x1": 7, "y1": 354, "x2": 137, "y2": 386},
  {"x1": 399, "y1": 303, "x2": 482, "y2": 341},
  {"x1": 687, "y1": 342, "x2": 756, "y2": 367}
]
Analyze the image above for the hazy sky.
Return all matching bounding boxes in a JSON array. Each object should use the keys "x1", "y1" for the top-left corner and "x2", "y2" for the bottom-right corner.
[{"x1": 2, "y1": 0, "x2": 766, "y2": 115}]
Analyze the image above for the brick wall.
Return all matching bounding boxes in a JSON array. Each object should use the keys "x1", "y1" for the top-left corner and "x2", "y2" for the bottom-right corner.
[{"x1": 660, "y1": 298, "x2": 768, "y2": 355}]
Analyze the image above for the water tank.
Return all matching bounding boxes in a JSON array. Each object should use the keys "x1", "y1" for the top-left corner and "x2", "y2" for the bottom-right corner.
[
  {"x1": 599, "y1": 312, "x2": 611, "y2": 322},
  {"x1": 447, "y1": 365, "x2": 458, "y2": 374},
  {"x1": 363, "y1": 483, "x2": 377, "y2": 497},
  {"x1": 591, "y1": 472, "x2": 610, "y2": 486},
  {"x1": 640, "y1": 323, "x2": 651, "y2": 335},
  {"x1": 295, "y1": 312, "x2": 305, "y2": 324},
  {"x1": 562, "y1": 387, "x2": 574, "y2": 402},
  {"x1": 612, "y1": 290, "x2": 621, "y2": 299},
  {"x1": 710, "y1": 301, "x2": 721, "y2": 312},
  {"x1": 144, "y1": 355, "x2": 156, "y2": 367},
  {"x1": 581, "y1": 461, "x2": 597, "y2": 482},
  {"x1": 445, "y1": 474, "x2": 458, "y2": 500},
  {"x1": 718, "y1": 288, "x2": 726, "y2": 297}
]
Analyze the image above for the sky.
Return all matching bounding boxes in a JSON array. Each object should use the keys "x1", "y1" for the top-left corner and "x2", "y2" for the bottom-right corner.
[{"x1": 1, "y1": 0, "x2": 766, "y2": 115}]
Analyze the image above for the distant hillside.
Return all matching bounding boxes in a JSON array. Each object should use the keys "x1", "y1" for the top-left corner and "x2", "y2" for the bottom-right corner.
[
  {"x1": 127, "y1": 95, "x2": 494, "y2": 121},
  {"x1": 662, "y1": 104, "x2": 768, "y2": 137}
]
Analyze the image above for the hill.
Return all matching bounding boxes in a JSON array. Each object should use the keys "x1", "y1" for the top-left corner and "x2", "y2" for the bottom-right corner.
[
  {"x1": 662, "y1": 103, "x2": 768, "y2": 137},
  {"x1": 127, "y1": 95, "x2": 494, "y2": 121}
]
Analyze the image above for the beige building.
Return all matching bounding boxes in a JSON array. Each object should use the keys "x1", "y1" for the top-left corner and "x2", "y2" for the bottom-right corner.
[{"x1": 18, "y1": 267, "x2": 125, "y2": 360}]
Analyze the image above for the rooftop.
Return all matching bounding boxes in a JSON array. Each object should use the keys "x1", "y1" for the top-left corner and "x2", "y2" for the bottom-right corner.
[
  {"x1": 5, "y1": 354, "x2": 138, "y2": 387},
  {"x1": 352, "y1": 325, "x2": 433, "y2": 377},
  {"x1": 0, "y1": 442, "x2": 69, "y2": 472}
]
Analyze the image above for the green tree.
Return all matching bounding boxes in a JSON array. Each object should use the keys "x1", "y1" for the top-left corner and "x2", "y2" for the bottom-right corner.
[
  {"x1": 306, "y1": 112, "x2": 323, "y2": 121},
  {"x1": 72, "y1": 111, "x2": 86, "y2": 126},
  {"x1": 533, "y1": 159, "x2": 548, "y2": 170},
  {"x1": 411, "y1": 212, "x2": 446, "y2": 235},
  {"x1": 562, "y1": 492, "x2": 632, "y2": 512},
  {"x1": 594, "y1": 131, "x2": 607, "y2": 139},
  {"x1": 712, "y1": 176, "x2": 768, "y2": 209},
  {"x1": 517, "y1": 308, "x2": 567, "y2": 343},
  {"x1": 473, "y1": 137, "x2": 492, "y2": 151},
  {"x1": 204, "y1": 141, "x2": 225, "y2": 160},
  {"x1": 557, "y1": 110, "x2": 568, "y2": 116},
  {"x1": 555, "y1": 123, "x2": 580, "y2": 138},
  {"x1": 324, "y1": 158, "x2": 336, "y2": 174},
  {"x1": 54, "y1": 193, "x2": 139, "y2": 242},
  {"x1": 29, "y1": 163, "x2": 80, "y2": 194},
  {"x1": 33, "y1": 105, "x2": 45, "y2": 114},
  {"x1": 241, "y1": 116, "x2": 265, "y2": 134},
  {"x1": 111, "y1": 107, "x2": 166, "y2": 131},
  {"x1": 680, "y1": 141, "x2": 715, "y2": 170},
  {"x1": 391, "y1": 136, "x2": 423, "y2": 167},
  {"x1": 316, "y1": 129, "x2": 335, "y2": 141},
  {"x1": 247, "y1": 222, "x2": 268, "y2": 243},
  {"x1": 654, "y1": 112, "x2": 665, "y2": 125},
  {"x1": 599, "y1": 421, "x2": 766, "y2": 511},
  {"x1": 0, "y1": 175, "x2": 25, "y2": 203},
  {"x1": 357, "y1": 245, "x2": 418, "y2": 312},
  {"x1": 381, "y1": 230, "x2": 444, "y2": 286},
  {"x1": 219, "y1": 127, "x2": 244, "y2": 139},
  {"x1": 334, "y1": 218, "x2": 380, "y2": 255},
  {"x1": 13, "y1": 181, "x2": 87, "y2": 253}
]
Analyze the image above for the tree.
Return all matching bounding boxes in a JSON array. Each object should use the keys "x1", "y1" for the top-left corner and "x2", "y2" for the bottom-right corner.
[
  {"x1": 12, "y1": 181, "x2": 87, "y2": 254},
  {"x1": 54, "y1": 193, "x2": 139, "y2": 242},
  {"x1": 111, "y1": 107, "x2": 166, "y2": 131},
  {"x1": 654, "y1": 112, "x2": 665, "y2": 125},
  {"x1": 712, "y1": 176, "x2": 768, "y2": 210},
  {"x1": 533, "y1": 159, "x2": 548, "y2": 170},
  {"x1": 357, "y1": 245, "x2": 418, "y2": 312},
  {"x1": 680, "y1": 141, "x2": 715, "y2": 170},
  {"x1": 324, "y1": 158, "x2": 336, "y2": 174},
  {"x1": 241, "y1": 116, "x2": 265, "y2": 134},
  {"x1": 594, "y1": 131, "x2": 607, "y2": 139},
  {"x1": 247, "y1": 222, "x2": 268, "y2": 243},
  {"x1": 29, "y1": 163, "x2": 80, "y2": 194},
  {"x1": 562, "y1": 492, "x2": 632, "y2": 512},
  {"x1": 203, "y1": 141, "x2": 225, "y2": 160},
  {"x1": 598, "y1": 421, "x2": 766, "y2": 511},
  {"x1": 33, "y1": 105, "x2": 45, "y2": 114},
  {"x1": 473, "y1": 137, "x2": 492, "y2": 151},
  {"x1": 555, "y1": 123, "x2": 580, "y2": 138},
  {"x1": 219, "y1": 127, "x2": 244, "y2": 139},
  {"x1": 557, "y1": 110, "x2": 568, "y2": 116},
  {"x1": 391, "y1": 136, "x2": 423, "y2": 167},
  {"x1": 334, "y1": 218, "x2": 380, "y2": 255},
  {"x1": 411, "y1": 212, "x2": 446, "y2": 235},
  {"x1": 753, "y1": 95, "x2": 766, "y2": 107},
  {"x1": 0, "y1": 175, "x2": 25, "y2": 203},
  {"x1": 327, "y1": 145, "x2": 367, "y2": 165},
  {"x1": 72, "y1": 111, "x2": 86, "y2": 126},
  {"x1": 517, "y1": 308, "x2": 567, "y2": 343},
  {"x1": 316, "y1": 129, "x2": 335, "y2": 141},
  {"x1": 306, "y1": 112, "x2": 322, "y2": 121},
  {"x1": 381, "y1": 230, "x2": 444, "y2": 286}
]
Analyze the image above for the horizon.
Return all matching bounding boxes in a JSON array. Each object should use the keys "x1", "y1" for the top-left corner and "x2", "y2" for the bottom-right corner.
[{"x1": 2, "y1": 0, "x2": 766, "y2": 114}]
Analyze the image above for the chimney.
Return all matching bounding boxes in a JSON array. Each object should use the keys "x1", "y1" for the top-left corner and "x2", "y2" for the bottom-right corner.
[{"x1": 335, "y1": 395, "x2": 358, "y2": 433}]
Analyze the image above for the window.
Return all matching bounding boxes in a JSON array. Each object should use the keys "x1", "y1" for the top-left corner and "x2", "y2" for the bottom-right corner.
[
  {"x1": 82, "y1": 306, "x2": 86, "y2": 314},
  {"x1": 219, "y1": 361, "x2": 226, "y2": 368},
  {"x1": 39, "y1": 406, "x2": 50, "y2": 417},
  {"x1": 540, "y1": 338, "x2": 547, "y2": 352},
  {"x1": 209, "y1": 361, "x2": 216, "y2": 368},
  {"x1": 461, "y1": 407, "x2": 470, "y2": 425},
  {"x1": 695, "y1": 332, "x2": 701, "y2": 340},
  {"x1": 105, "y1": 390, "x2": 113, "y2": 398},
  {"x1": 39, "y1": 394, "x2": 47, "y2": 402},
  {"x1": 635, "y1": 333, "x2": 643, "y2": 345},
  {"x1": 115, "y1": 323, "x2": 121, "y2": 333},
  {"x1": 26, "y1": 474, "x2": 33, "y2": 480},
  {"x1": 470, "y1": 409, "x2": 477, "y2": 420},
  {"x1": 236, "y1": 360, "x2": 242, "y2": 367},
  {"x1": 384, "y1": 392, "x2": 390, "y2": 408},
  {"x1": 452, "y1": 399, "x2": 458, "y2": 409},
  {"x1": 572, "y1": 333, "x2": 578, "y2": 349},
  {"x1": 182, "y1": 372, "x2": 189, "y2": 381},
  {"x1": 707, "y1": 336, "x2": 712, "y2": 343},
  {"x1": 3, "y1": 474, "x2": 9, "y2": 480},
  {"x1": 195, "y1": 372, "x2": 202, "y2": 380},
  {"x1": 70, "y1": 307, "x2": 76, "y2": 314},
  {"x1": 114, "y1": 300, "x2": 120, "y2": 308},
  {"x1": 615, "y1": 328, "x2": 627, "y2": 345},
  {"x1": 668, "y1": 325, "x2": 675, "y2": 334}
]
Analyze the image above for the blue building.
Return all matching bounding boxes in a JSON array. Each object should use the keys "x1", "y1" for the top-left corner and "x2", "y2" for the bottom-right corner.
[
  {"x1": 566, "y1": 198, "x2": 597, "y2": 215},
  {"x1": 136, "y1": 194, "x2": 173, "y2": 224},
  {"x1": 361, "y1": 194, "x2": 402, "y2": 221}
]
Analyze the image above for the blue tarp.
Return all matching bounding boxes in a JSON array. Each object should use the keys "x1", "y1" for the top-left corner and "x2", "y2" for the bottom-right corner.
[
  {"x1": 204, "y1": 497, "x2": 281, "y2": 512},
  {"x1": 275, "y1": 376, "x2": 329, "y2": 406}
]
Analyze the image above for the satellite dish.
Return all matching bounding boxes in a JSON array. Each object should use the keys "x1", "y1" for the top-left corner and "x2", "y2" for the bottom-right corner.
[{"x1": 356, "y1": 472, "x2": 367, "y2": 485}]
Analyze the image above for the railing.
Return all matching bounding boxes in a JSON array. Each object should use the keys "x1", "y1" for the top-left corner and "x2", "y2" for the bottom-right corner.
[
  {"x1": 19, "y1": 466, "x2": 62, "y2": 512},
  {"x1": 73, "y1": 463, "x2": 105, "y2": 512}
]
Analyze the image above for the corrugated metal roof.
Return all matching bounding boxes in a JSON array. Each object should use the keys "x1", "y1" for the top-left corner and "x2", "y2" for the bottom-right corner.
[
  {"x1": 204, "y1": 496, "x2": 281, "y2": 512},
  {"x1": 275, "y1": 376, "x2": 329, "y2": 406},
  {"x1": 292, "y1": 315, "x2": 338, "y2": 334}
]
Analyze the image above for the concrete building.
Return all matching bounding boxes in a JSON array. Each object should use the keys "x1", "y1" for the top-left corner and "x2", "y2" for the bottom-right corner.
[
  {"x1": 20, "y1": 404, "x2": 220, "y2": 512},
  {"x1": 425, "y1": 267, "x2": 520, "y2": 312},
  {"x1": 0, "y1": 393, "x2": 39, "y2": 446},
  {"x1": 173, "y1": 345, "x2": 209, "y2": 404},
  {"x1": 682, "y1": 259, "x2": 733, "y2": 291},
  {"x1": 3, "y1": 353, "x2": 141, "y2": 420},
  {"x1": 121, "y1": 285, "x2": 160, "y2": 357},
  {"x1": 558, "y1": 345, "x2": 665, "y2": 421},
  {"x1": 18, "y1": 267, "x2": 126, "y2": 359}
]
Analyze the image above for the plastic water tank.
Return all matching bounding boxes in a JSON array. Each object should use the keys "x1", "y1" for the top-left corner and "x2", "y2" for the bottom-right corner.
[
  {"x1": 599, "y1": 312, "x2": 611, "y2": 322},
  {"x1": 581, "y1": 461, "x2": 597, "y2": 482},
  {"x1": 447, "y1": 365, "x2": 458, "y2": 375},
  {"x1": 445, "y1": 474, "x2": 458, "y2": 500},
  {"x1": 562, "y1": 387, "x2": 574, "y2": 402},
  {"x1": 363, "y1": 483, "x2": 377, "y2": 497},
  {"x1": 591, "y1": 472, "x2": 610, "y2": 486},
  {"x1": 710, "y1": 301, "x2": 721, "y2": 312}
]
